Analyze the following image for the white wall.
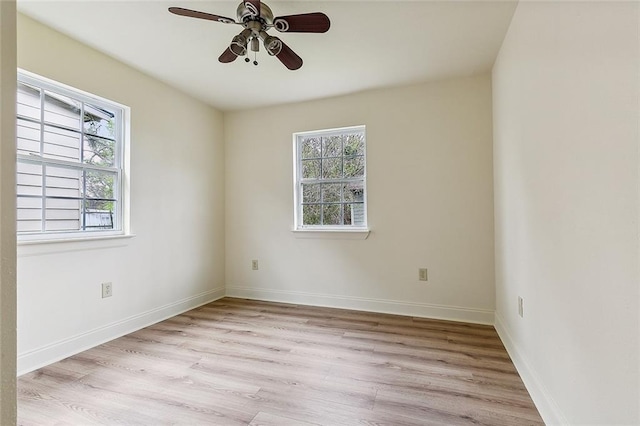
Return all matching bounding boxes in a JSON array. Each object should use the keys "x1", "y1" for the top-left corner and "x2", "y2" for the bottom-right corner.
[
  {"x1": 16, "y1": 14, "x2": 226, "y2": 374},
  {"x1": 225, "y1": 75, "x2": 496, "y2": 323},
  {"x1": 0, "y1": 1, "x2": 17, "y2": 423},
  {"x1": 492, "y1": 2, "x2": 639, "y2": 424}
]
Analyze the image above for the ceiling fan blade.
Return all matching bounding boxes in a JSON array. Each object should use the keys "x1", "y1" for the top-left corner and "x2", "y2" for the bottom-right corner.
[
  {"x1": 273, "y1": 13, "x2": 330, "y2": 33},
  {"x1": 218, "y1": 47, "x2": 238, "y2": 63},
  {"x1": 168, "y1": 7, "x2": 236, "y2": 24},
  {"x1": 275, "y1": 41, "x2": 303, "y2": 70},
  {"x1": 244, "y1": 0, "x2": 261, "y2": 17}
]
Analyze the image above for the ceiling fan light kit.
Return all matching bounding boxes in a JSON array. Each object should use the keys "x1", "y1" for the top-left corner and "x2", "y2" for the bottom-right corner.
[{"x1": 168, "y1": 1, "x2": 330, "y2": 70}]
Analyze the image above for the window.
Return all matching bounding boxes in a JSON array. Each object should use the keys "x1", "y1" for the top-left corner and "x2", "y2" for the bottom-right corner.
[
  {"x1": 294, "y1": 126, "x2": 367, "y2": 230},
  {"x1": 16, "y1": 71, "x2": 127, "y2": 240}
]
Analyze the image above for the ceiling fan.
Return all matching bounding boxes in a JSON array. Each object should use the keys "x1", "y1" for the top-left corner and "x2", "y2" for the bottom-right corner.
[{"x1": 168, "y1": 1, "x2": 330, "y2": 70}]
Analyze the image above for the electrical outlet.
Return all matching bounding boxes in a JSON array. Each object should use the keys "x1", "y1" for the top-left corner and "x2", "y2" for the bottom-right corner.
[
  {"x1": 518, "y1": 296, "x2": 524, "y2": 318},
  {"x1": 251, "y1": 260, "x2": 259, "y2": 270},
  {"x1": 102, "y1": 282, "x2": 112, "y2": 298},
  {"x1": 418, "y1": 268, "x2": 428, "y2": 281}
]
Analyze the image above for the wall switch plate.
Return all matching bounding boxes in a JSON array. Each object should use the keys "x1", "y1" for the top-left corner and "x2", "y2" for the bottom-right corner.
[
  {"x1": 251, "y1": 260, "x2": 259, "y2": 270},
  {"x1": 102, "y1": 282, "x2": 113, "y2": 298},
  {"x1": 518, "y1": 296, "x2": 524, "y2": 317},
  {"x1": 418, "y1": 268, "x2": 428, "y2": 281}
]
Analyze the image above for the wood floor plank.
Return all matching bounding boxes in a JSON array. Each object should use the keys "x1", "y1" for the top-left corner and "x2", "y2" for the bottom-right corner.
[
  {"x1": 248, "y1": 411, "x2": 320, "y2": 426},
  {"x1": 18, "y1": 297, "x2": 543, "y2": 425}
]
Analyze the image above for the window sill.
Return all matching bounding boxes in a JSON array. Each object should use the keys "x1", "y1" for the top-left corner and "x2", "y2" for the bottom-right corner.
[
  {"x1": 18, "y1": 233, "x2": 135, "y2": 246},
  {"x1": 17, "y1": 233, "x2": 136, "y2": 257},
  {"x1": 292, "y1": 228, "x2": 370, "y2": 240}
]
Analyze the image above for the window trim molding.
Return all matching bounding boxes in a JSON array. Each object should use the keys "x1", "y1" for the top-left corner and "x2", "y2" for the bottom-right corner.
[
  {"x1": 291, "y1": 228, "x2": 370, "y2": 240},
  {"x1": 16, "y1": 69, "x2": 131, "y2": 243},
  {"x1": 292, "y1": 125, "x2": 368, "y2": 232}
]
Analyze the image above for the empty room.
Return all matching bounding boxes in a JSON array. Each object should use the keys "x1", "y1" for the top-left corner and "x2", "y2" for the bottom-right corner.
[{"x1": 0, "y1": 0, "x2": 638, "y2": 425}]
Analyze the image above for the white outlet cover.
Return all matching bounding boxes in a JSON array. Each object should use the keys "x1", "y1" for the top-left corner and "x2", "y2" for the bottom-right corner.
[
  {"x1": 102, "y1": 282, "x2": 113, "y2": 298},
  {"x1": 419, "y1": 268, "x2": 428, "y2": 281}
]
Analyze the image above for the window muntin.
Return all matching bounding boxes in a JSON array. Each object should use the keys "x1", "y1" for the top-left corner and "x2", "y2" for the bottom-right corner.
[
  {"x1": 294, "y1": 126, "x2": 367, "y2": 229},
  {"x1": 16, "y1": 72, "x2": 125, "y2": 239}
]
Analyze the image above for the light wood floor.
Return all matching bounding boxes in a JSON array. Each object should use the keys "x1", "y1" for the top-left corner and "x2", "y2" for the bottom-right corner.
[{"x1": 18, "y1": 298, "x2": 543, "y2": 425}]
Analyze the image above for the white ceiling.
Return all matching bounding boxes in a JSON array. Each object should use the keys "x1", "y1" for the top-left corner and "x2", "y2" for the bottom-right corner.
[{"x1": 17, "y1": 0, "x2": 517, "y2": 111}]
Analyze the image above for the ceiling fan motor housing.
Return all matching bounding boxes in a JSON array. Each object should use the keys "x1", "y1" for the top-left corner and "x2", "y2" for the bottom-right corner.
[{"x1": 236, "y1": 2, "x2": 273, "y2": 25}]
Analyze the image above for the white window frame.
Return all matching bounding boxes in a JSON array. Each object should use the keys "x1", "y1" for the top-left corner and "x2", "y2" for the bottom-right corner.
[
  {"x1": 293, "y1": 125, "x2": 368, "y2": 233},
  {"x1": 16, "y1": 70, "x2": 130, "y2": 242}
]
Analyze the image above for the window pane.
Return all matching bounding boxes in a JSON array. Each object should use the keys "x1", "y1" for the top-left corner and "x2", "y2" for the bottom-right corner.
[
  {"x1": 343, "y1": 203, "x2": 353, "y2": 225},
  {"x1": 16, "y1": 172, "x2": 42, "y2": 191},
  {"x1": 321, "y1": 183, "x2": 341, "y2": 203},
  {"x1": 17, "y1": 118, "x2": 41, "y2": 155},
  {"x1": 322, "y1": 157, "x2": 342, "y2": 179},
  {"x1": 17, "y1": 162, "x2": 43, "y2": 197},
  {"x1": 302, "y1": 159, "x2": 320, "y2": 179},
  {"x1": 45, "y1": 166, "x2": 81, "y2": 198},
  {"x1": 84, "y1": 170, "x2": 115, "y2": 200},
  {"x1": 44, "y1": 91, "x2": 81, "y2": 130},
  {"x1": 343, "y1": 182, "x2": 364, "y2": 202},
  {"x1": 302, "y1": 184, "x2": 320, "y2": 203},
  {"x1": 84, "y1": 200, "x2": 115, "y2": 230},
  {"x1": 346, "y1": 203, "x2": 365, "y2": 226},
  {"x1": 45, "y1": 198, "x2": 80, "y2": 232},
  {"x1": 344, "y1": 133, "x2": 364, "y2": 156},
  {"x1": 344, "y1": 156, "x2": 365, "y2": 178},
  {"x1": 46, "y1": 198, "x2": 81, "y2": 220},
  {"x1": 301, "y1": 137, "x2": 321, "y2": 159},
  {"x1": 84, "y1": 135, "x2": 115, "y2": 167},
  {"x1": 17, "y1": 82, "x2": 41, "y2": 120},
  {"x1": 322, "y1": 204, "x2": 341, "y2": 225},
  {"x1": 17, "y1": 217, "x2": 42, "y2": 233},
  {"x1": 302, "y1": 204, "x2": 321, "y2": 225},
  {"x1": 84, "y1": 104, "x2": 116, "y2": 139},
  {"x1": 17, "y1": 196, "x2": 42, "y2": 233},
  {"x1": 322, "y1": 135, "x2": 342, "y2": 157},
  {"x1": 43, "y1": 124, "x2": 81, "y2": 162}
]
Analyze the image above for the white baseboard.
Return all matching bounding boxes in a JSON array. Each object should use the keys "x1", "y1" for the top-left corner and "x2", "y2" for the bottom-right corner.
[
  {"x1": 225, "y1": 286, "x2": 494, "y2": 325},
  {"x1": 17, "y1": 286, "x2": 225, "y2": 376},
  {"x1": 494, "y1": 312, "x2": 567, "y2": 425}
]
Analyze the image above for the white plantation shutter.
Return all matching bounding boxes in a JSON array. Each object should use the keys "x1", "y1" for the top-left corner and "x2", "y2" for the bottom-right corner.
[{"x1": 16, "y1": 72, "x2": 125, "y2": 239}]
